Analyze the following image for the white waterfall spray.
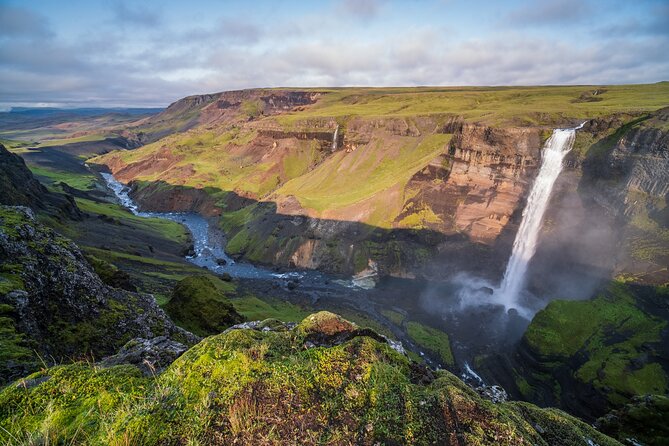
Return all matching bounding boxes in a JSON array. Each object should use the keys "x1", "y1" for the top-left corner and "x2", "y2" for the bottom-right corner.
[
  {"x1": 497, "y1": 123, "x2": 584, "y2": 311},
  {"x1": 332, "y1": 124, "x2": 339, "y2": 151}
]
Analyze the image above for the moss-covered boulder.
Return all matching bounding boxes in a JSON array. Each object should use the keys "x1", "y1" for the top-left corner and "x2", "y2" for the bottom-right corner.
[
  {"x1": 165, "y1": 275, "x2": 243, "y2": 336},
  {"x1": 510, "y1": 281, "x2": 668, "y2": 420},
  {"x1": 596, "y1": 394, "x2": 669, "y2": 446},
  {"x1": 0, "y1": 313, "x2": 623, "y2": 445}
]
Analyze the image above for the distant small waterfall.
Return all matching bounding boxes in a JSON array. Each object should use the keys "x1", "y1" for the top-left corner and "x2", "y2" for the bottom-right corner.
[
  {"x1": 332, "y1": 125, "x2": 339, "y2": 151},
  {"x1": 497, "y1": 123, "x2": 584, "y2": 311}
]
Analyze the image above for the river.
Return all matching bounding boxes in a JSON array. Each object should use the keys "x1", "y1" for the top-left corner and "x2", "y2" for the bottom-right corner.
[{"x1": 100, "y1": 172, "x2": 367, "y2": 289}]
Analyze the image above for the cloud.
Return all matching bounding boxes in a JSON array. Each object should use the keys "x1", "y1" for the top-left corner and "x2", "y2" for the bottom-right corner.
[
  {"x1": 215, "y1": 18, "x2": 263, "y2": 44},
  {"x1": 0, "y1": 1, "x2": 667, "y2": 107},
  {"x1": 337, "y1": 0, "x2": 383, "y2": 20},
  {"x1": 112, "y1": 1, "x2": 161, "y2": 27},
  {"x1": 506, "y1": 0, "x2": 592, "y2": 25},
  {"x1": 0, "y1": 5, "x2": 52, "y2": 38}
]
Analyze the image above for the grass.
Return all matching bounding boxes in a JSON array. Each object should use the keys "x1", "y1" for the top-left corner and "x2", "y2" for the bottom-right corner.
[
  {"x1": 380, "y1": 309, "x2": 405, "y2": 326},
  {"x1": 275, "y1": 84, "x2": 669, "y2": 126},
  {"x1": 74, "y1": 198, "x2": 190, "y2": 245},
  {"x1": 230, "y1": 295, "x2": 312, "y2": 323},
  {"x1": 29, "y1": 165, "x2": 98, "y2": 191},
  {"x1": 0, "y1": 138, "x2": 35, "y2": 152},
  {"x1": 36, "y1": 133, "x2": 107, "y2": 147},
  {"x1": 405, "y1": 321, "x2": 454, "y2": 366},
  {"x1": 278, "y1": 133, "x2": 451, "y2": 226}
]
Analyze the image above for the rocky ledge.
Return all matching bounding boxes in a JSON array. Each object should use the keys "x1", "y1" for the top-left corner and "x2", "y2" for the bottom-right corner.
[{"x1": 0, "y1": 205, "x2": 197, "y2": 384}]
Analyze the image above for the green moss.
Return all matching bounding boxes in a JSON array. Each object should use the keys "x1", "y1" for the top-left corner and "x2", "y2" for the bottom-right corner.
[
  {"x1": 380, "y1": 309, "x2": 405, "y2": 326},
  {"x1": 523, "y1": 281, "x2": 668, "y2": 406},
  {"x1": 165, "y1": 275, "x2": 243, "y2": 336},
  {"x1": 511, "y1": 402, "x2": 621, "y2": 446},
  {"x1": 0, "y1": 312, "x2": 627, "y2": 445},
  {"x1": 596, "y1": 394, "x2": 669, "y2": 446},
  {"x1": 0, "y1": 207, "x2": 29, "y2": 238},
  {"x1": 405, "y1": 321, "x2": 454, "y2": 366},
  {"x1": 0, "y1": 363, "x2": 149, "y2": 445}
]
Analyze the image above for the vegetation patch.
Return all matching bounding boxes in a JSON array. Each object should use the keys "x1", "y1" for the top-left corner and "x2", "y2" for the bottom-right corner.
[
  {"x1": 165, "y1": 275, "x2": 243, "y2": 336},
  {"x1": 406, "y1": 321, "x2": 454, "y2": 366},
  {"x1": 523, "y1": 281, "x2": 668, "y2": 406}
]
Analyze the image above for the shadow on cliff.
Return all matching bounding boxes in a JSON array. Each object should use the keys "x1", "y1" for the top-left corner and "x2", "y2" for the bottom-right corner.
[{"x1": 109, "y1": 178, "x2": 498, "y2": 279}]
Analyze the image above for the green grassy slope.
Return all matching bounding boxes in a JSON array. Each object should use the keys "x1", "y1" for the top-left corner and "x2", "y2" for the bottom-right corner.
[{"x1": 276, "y1": 83, "x2": 669, "y2": 126}]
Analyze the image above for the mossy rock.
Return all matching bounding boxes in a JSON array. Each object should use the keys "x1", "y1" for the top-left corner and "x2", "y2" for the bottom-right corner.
[
  {"x1": 165, "y1": 274, "x2": 244, "y2": 336},
  {"x1": 596, "y1": 394, "x2": 669, "y2": 446},
  {"x1": 515, "y1": 281, "x2": 669, "y2": 418},
  {"x1": 0, "y1": 312, "x2": 625, "y2": 445},
  {"x1": 84, "y1": 253, "x2": 137, "y2": 291},
  {"x1": 296, "y1": 311, "x2": 357, "y2": 337}
]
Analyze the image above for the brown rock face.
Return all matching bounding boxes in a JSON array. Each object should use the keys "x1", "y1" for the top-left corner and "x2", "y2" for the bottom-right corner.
[
  {"x1": 398, "y1": 124, "x2": 542, "y2": 244},
  {"x1": 129, "y1": 181, "x2": 222, "y2": 217}
]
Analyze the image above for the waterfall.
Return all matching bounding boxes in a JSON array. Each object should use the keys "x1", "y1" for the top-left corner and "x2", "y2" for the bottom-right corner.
[
  {"x1": 332, "y1": 124, "x2": 339, "y2": 151},
  {"x1": 497, "y1": 123, "x2": 584, "y2": 311}
]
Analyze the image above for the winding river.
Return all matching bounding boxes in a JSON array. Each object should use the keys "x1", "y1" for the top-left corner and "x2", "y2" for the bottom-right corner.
[{"x1": 100, "y1": 173, "x2": 360, "y2": 289}]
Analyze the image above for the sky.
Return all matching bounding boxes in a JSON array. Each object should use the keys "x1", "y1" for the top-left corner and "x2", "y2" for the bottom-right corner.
[{"x1": 1, "y1": 0, "x2": 668, "y2": 108}]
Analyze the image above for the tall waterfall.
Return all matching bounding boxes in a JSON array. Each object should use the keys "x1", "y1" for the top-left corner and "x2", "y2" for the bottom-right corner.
[
  {"x1": 332, "y1": 125, "x2": 339, "y2": 151},
  {"x1": 497, "y1": 124, "x2": 583, "y2": 310}
]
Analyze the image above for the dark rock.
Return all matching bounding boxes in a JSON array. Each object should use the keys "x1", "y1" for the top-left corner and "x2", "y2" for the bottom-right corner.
[
  {"x1": 100, "y1": 336, "x2": 189, "y2": 376},
  {"x1": 0, "y1": 205, "x2": 197, "y2": 384},
  {"x1": 182, "y1": 244, "x2": 196, "y2": 257},
  {"x1": 0, "y1": 144, "x2": 82, "y2": 220},
  {"x1": 216, "y1": 258, "x2": 227, "y2": 266}
]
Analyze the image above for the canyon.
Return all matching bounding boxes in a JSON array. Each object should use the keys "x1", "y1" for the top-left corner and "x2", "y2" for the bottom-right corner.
[{"x1": 1, "y1": 84, "x2": 668, "y2": 444}]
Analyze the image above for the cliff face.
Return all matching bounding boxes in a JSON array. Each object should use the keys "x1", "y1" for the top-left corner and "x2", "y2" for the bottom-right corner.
[
  {"x1": 401, "y1": 124, "x2": 542, "y2": 243},
  {"x1": 467, "y1": 110, "x2": 669, "y2": 427},
  {"x1": 97, "y1": 112, "x2": 543, "y2": 278},
  {"x1": 502, "y1": 281, "x2": 669, "y2": 423},
  {"x1": 94, "y1": 88, "x2": 667, "y2": 281},
  {"x1": 0, "y1": 206, "x2": 196, "y2": 384},
  {"x1": 574, "y1": 109, "x2": 669, "y2": 283}
]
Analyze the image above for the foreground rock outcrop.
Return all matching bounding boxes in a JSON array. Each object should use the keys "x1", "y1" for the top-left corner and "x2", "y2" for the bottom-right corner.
[
  {"x1": 0, "y1": 311, "x2": 623, "y2": 445},
  {"x1": 0, "y1": 205, "x2": 197, "y2": 384}
]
